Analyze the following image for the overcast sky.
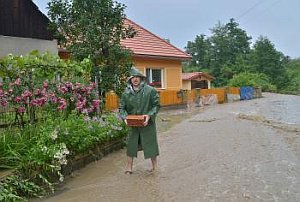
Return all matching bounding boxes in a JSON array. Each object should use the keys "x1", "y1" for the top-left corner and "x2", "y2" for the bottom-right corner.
[{"x1": 34, "y1": 0, "x2": 300, "y2": 59}]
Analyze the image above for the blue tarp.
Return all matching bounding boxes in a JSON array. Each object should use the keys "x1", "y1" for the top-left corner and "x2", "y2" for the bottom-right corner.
[{"x1": 240, "y1": 86, "x2": 254, "y2": 100}]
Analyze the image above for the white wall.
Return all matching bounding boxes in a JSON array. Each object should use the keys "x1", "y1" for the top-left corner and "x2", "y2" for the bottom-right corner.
[{"x1": 0, "y1": 35, "x2": 58, "y2": 57}]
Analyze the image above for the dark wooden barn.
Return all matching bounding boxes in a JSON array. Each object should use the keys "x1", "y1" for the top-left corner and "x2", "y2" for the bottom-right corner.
[{"x1": 0, "y1": 0, "x2": 53, "y2": 40}]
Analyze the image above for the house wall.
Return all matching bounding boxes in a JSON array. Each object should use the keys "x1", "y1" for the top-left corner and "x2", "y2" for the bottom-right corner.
[
  {"x1": 0, "y1": 35, "x2": 58, "y2": 57},
  {"x1": 133, "y1": 56, "x2": 182, "y2": 90}
]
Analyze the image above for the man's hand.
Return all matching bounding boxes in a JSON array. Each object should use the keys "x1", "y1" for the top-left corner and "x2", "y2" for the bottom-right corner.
[
  {"x1": 143, "y1": 115, "x2": 150, "y2": 126},
  {"x1": 124, "y1": 118, "x2": 128, "y2": 125}
]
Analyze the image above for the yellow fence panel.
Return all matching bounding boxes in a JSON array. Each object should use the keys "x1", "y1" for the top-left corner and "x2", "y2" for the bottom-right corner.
[
  {"x1": 158, "y1": 90, "x2": 182, "y2": 106},
  {"x1": 105, "y1": 91, "x2": 119, "y2": 111},
  {"x1": 227, "y1": 87, "x2": 240, "y2": 95},
  {"x1": 200, "y1": 88, "x2": 226, "y2": 103},
  {"x1": 105, "y1": 88, "x2": 232, "y2": 111}
]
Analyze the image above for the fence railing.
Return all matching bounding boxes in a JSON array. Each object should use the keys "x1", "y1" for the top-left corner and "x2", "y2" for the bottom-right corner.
[
  {"x1": 104, "y1": 88, "x2": 240, "y2": 110},
  {"x1": 0, "y1": 106, "x2": 46, "y2": 128}
]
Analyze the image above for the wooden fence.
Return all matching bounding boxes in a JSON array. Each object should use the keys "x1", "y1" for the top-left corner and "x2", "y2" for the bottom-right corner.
[
  {"x1": 226, "y1": 87, "x2": 240, "y2": 95},
  {"x1": 105, "y1": 91, "x2": 119, "y2": 111},
  {"x1": 105, "y1": 88, "x2": 232, "y2": 110},
  {"x1": 200, "y1": 88, "x2": 226, "y2": 103}
]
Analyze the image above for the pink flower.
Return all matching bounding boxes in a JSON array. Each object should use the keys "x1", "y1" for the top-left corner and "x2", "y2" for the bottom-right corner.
[
  {"x1": 43, "y1": 81, "x2": 48, "y2": 89},
  {"x1": 76, "y1": 83, "x2": 82, "y2": 88},
  {"x1": 30, "y1": 97, "x2": 47, "y2": 107},
  {"x1": 92, "y1": 99, "x2": 100, "y2": 108},
  {"x1": 34, "y1": 89, "x2": 41, "y2": 96},
  {"x1": 87, "y1": 107, "x2": 94, "y2": 113},
  {"x1": 57, "y1": 98, "x2": 67, "y2": 111},
  {"x1": 21, "y1": 90, "x2": 32, "y2": 99},
  {"x1": 75, "y1": 99, "x2": 86, "y2": 111},
  {"x1": 51, "y1": 97, "x2": 58, "y2": 103},
  {"x1": 0, "y1": 89, "x2": 4, "y2": 97},
  {"x1": 18, "y1": 107, "x2": 25, "y2": 113},
  {"x1": 14, "y1": 78, "x2": 21, "y2": 86},
  {"x1": 14, "y1": 96, "x2": 22, "y2": 103},
  {"x1": 76, "y1": 94, "x2": 82, "y2": 100},
  {"x1": 85, "y1": 87, "x2": 91, "y2": 95},
  {"x1": 65, "y1": 82, "x2": 73, "y2": 89},
  {"x1": 90, "y1": 82, "x2": 96, "y2": 89},
  {"x1": 41, "y1": 88, "x2": 47, "y2": 96},
  {"x1": 0, "y1": 100, "x2": 8, "y2": 107},
  {"x1": 59, "y1": 86, "x2": 68, "y2": 94}
]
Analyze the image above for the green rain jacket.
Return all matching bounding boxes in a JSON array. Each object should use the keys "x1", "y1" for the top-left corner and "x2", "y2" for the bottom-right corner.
[{"x1": 119, "y1": 68, "x2": 160, "y2": 159}]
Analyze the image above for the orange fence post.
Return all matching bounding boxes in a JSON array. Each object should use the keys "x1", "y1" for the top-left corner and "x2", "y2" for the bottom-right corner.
[{"x1": 105, "y1": 91, "x2": 119, "y2": 111}]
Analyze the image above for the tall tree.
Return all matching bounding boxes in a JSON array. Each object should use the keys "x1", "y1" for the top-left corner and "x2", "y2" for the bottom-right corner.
[
  {"x1": 284, "y1": 58, "x2": 300, "y2": 94},
  {"x1": 185, "y1": 34, "x2": 210, "y2": 69},
  {"x1": 209, "y1": 18, "x2": 251, "y2": 85},
  {"x1": 250, "y1": 36, "x2": 289, "y2": 89},
  {"x1": 185, "y1": 19, "x2": 252, "y2": 86},
  {"x1": 47, "y1": 0, "x2": 136, "y2": 104}
]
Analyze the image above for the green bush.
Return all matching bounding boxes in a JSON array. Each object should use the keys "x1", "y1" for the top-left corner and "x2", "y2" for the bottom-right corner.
[
  {"x1": 227, "y1": 72, "x2": 276, "y2": 92},
  {"x1": 0, "y1": 112, "x2": 127, "y2": 201}
]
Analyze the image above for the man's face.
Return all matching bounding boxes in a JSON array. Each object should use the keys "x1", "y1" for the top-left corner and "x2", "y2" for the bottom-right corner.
[{"x1": 131, "y1": 76, "x2": 141, "y2": 87}]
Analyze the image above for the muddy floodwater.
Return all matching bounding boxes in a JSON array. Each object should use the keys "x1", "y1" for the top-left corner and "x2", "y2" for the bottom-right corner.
[{"x1": 37, "y1": 93, "x2": 300, "y2": 202}]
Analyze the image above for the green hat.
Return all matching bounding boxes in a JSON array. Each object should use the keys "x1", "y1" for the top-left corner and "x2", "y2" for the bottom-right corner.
[{"x1": 129, "y1": 67, "x2": 146, "y2": 78}]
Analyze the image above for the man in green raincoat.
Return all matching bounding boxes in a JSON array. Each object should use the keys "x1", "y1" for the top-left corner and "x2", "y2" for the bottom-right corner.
[{"x1": 119, "y1": 67, "x2": 160, "y2": 174}]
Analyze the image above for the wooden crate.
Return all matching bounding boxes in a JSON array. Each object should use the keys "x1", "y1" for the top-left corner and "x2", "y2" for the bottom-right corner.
[{"x1": 126, "y1": 115, "x2": 145, "y2": 127}]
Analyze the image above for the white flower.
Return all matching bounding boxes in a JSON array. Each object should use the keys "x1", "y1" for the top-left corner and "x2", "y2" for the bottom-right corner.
[
  {"x1": 63, "y1": 148, "x2": 70, "y2": 155},
  {"x1": 53, "y1": 143, "x2": 69, "y2": 165},
  {"x1": 59, "y1": 158, "x2": 67, "y2": 165},
  {"x1": 51, "y1": 129, "x2": 59, "y2": 140},
  {"x1": 59, "y1": 175, "x2": 64, "y2": 182},
  {"x1": 41, "y1": 146, "x2": 48, "y2": 153},
  {"x1": 64, "y1": 129, "x2": 69, "y2": 136}
]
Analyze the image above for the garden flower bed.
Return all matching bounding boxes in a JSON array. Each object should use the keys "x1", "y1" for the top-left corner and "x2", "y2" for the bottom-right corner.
[
  {"x1": 0, "y1": 53, "x2": 128, "y2": 201},
  {"x1": 0, "y1": 113, "x2": 127, "y2": 201}
]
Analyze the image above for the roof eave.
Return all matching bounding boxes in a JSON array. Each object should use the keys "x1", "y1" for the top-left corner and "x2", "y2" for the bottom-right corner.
[{"x1": 133, "y1": 53, "x2": 192, "y2": 61}]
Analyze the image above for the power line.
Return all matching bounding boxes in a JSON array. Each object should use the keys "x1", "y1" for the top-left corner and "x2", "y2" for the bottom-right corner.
[
  {"x1": 236, "y1": 0, "x2": 267, "y2": 20},
  {"x1": 259, "y1": 0, "x2": 283, "y2": 16},
  {"x1": 237, "y1": 0, "x2": 283, "y2": 24}
]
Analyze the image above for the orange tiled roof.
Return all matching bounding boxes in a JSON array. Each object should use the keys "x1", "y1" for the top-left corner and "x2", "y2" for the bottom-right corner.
[
  {"x1": 182, "y1": 72, "x2": 215, "y2": 80},
  {"x1": 121, "y1": 19, "x2": 191, "y2": 61}
]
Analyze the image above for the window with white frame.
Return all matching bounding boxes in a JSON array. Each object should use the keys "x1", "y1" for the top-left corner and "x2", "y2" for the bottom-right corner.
[{"x1": 146, "y1": 68, "x2": 164, "y2": 88}]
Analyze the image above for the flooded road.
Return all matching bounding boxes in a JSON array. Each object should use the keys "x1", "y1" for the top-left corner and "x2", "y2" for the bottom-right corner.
[{"x1": 39, "y1": 93, "x2": 300, "y2": 202}]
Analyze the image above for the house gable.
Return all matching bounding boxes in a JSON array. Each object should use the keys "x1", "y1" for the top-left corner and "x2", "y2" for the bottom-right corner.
[
  {"x1": 182, "y1": 72, "x2": 214, "y2": 90},
  {"x1": 0, "y1": 0, "x2": 53, "y2": 40}
]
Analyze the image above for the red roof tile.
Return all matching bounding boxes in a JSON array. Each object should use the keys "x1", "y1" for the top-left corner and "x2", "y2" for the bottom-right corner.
[
  {"x1": 121, "y1": 19, "x2": 191, "y2": 61},
  {"x1": 182, "y1": 72, "x2": 215, "y2": 80}
]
